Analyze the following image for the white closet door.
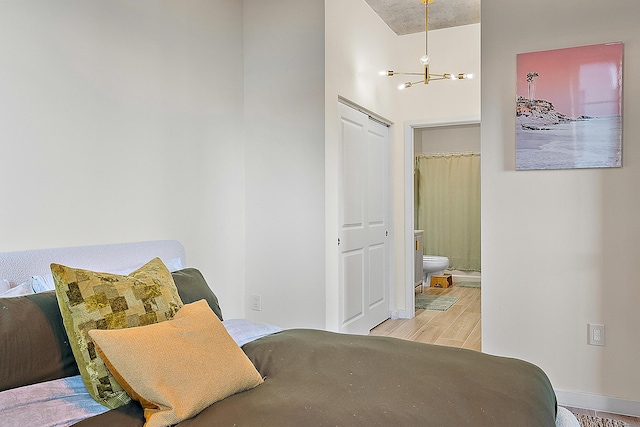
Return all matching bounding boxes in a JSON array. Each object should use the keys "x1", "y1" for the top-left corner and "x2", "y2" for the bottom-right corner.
[{"x1": 338, "y1": 102, "x2": 390, "y2": 335}]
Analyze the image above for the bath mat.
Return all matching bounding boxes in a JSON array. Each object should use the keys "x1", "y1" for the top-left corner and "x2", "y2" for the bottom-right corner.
[
  {"x1": 415, "y1": 294, "x2": 458, "y2": 311},
  {"x1": 573, "y1": 413, "x2": 628, "y2": 427},
  {"x1": 457, "y1": 281, "x2": 481, "y2": 288}
]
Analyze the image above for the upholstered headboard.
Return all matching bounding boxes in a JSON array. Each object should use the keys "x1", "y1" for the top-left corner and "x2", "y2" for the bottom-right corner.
[
  {"x1": 0, "y1": 240, "x2": 185, "y2": 287},
  {"x1": 0, "y1": 240, "x2": 226, "y2": 393}
]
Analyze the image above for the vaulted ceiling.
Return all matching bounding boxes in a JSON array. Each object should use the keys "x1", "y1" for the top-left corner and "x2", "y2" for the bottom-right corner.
[{"x1": 364, "y1": 0, "x2": 480, "y2": 35}]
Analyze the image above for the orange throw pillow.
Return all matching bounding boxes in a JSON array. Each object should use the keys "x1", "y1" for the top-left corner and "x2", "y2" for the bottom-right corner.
[{"x1": 88, "y1": 300, "x2": 263, "y2": 427}]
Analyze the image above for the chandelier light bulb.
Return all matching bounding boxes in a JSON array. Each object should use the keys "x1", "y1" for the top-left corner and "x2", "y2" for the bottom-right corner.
[
  {"x1": 419, "y1": 55, "x2": 430, "y2": 66},
  {"x1": 454, "y1": 73, "x2": 474, "y2": 80},
  {"x1": 398, "y1": 82, "x2": 412, "y2": 90}
]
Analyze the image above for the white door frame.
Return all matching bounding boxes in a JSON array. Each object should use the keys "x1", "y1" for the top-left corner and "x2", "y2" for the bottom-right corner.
[{"x1": 401, "y1": 115, "x2": 481, "y2": 319}]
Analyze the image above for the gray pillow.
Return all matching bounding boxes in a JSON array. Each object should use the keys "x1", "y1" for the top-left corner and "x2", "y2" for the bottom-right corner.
[{"x1": 172, "y1": 268, "x2": 223, "y2": 321}]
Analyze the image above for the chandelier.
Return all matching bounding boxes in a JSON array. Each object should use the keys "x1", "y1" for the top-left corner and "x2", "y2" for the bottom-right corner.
[{"x1": 382, "y1": 0, "x2": 473, "y2": 90}]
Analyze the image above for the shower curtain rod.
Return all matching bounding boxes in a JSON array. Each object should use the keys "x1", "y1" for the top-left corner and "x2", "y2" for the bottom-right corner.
[{"x1": 416, "y1": 151, "x2": 480, "y2": 157}]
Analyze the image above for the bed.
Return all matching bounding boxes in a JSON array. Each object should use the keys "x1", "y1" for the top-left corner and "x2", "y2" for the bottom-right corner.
[{"x1": 0, "y1": 240, "x2": 580, "y2": 427}]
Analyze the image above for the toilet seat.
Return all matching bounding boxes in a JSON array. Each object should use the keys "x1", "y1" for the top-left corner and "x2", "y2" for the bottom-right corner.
[{"x1": 423, "y1": 255, "x2": 448, "y2": 262}]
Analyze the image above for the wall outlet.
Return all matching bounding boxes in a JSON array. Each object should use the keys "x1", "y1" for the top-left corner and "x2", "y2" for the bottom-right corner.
[
  {"x1": 588, "y1": 324, "x2": 605, "y2": 346},
  {"x1": 251, "y1": 294, "x2": 261, "y2": 311}
]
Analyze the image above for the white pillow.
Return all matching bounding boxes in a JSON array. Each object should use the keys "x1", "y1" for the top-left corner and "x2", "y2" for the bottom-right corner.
[
  {"x1": 30, "y1": 275, "x2": 56, "y2": 293},
  {"x1": 163, "y1": 257, "x2": 185, "y2": 272},
  {"x1": 1, "y1": 282, "x2": 35, "y2": 298},
  {"x1": 30, "y1": 257, "x2": 185, "y2": 294}
]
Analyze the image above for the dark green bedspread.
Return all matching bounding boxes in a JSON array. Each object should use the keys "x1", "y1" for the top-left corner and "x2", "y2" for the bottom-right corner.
[{"x1": 74, "y1": 329, "x2": 557, "y2": 427}]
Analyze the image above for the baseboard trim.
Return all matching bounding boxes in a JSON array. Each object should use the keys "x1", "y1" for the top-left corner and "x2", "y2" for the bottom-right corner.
[
  {"x1": 556, "y1": 389, "x2": 640, "y2": 417},
  {"x1": 395, "y1": 309, "x2": 412, "y2": 319}
]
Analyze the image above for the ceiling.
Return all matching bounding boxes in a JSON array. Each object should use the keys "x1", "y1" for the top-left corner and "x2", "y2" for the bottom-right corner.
[{"x1": 364, "y1": 0, "x2": 480, "y2": 35}]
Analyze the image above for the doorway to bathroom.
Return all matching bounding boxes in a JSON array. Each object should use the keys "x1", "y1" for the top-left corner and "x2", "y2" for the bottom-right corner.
[
  {"x1": 370, "y1": 118, "x2": 481, "y2": 351},
  {"x1": 414, "y1": 124, "x2": 481, "y2": 278},
  {"x1": 402, "y1": 116, "x2": 481, "y2": 321}
]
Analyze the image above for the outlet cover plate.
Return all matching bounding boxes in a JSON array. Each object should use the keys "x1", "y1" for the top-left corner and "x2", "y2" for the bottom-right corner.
[{"x1": 588, "y1": 324, "x2": 605, "y2": 346}]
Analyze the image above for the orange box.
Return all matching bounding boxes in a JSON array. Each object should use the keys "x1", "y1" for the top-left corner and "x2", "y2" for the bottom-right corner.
[{"x1": 430, "y1": 274, "x2": 453, "y2": 288}]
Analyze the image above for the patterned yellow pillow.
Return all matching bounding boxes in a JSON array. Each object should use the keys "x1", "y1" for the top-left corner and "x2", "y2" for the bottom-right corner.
[
  {"x1": 51, "y1": 257, "x2": 183, "y2": 408},
  {"x1": 88, "y1": 300, "x2": 263, "y2": 427}
]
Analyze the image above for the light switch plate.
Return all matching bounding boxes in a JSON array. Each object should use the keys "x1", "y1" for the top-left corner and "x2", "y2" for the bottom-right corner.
[{"x1": 251, "y1": 294, "x2": 261, "y2": 311}]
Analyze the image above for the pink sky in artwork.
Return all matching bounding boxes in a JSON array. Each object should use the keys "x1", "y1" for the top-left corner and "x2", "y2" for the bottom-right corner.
[{"x1": 516, "y1": 42, "x2": 623, "y2": 118}]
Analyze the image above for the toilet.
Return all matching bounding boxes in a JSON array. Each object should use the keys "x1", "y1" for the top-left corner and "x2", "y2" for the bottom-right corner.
[{"x1": 422, "y1": 255, "x2": 449, "y2": 287}]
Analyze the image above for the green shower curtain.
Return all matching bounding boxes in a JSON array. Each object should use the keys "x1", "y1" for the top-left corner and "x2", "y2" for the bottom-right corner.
[{"x1": 415, "y1": 153, "x2": 481, "y2": 271}]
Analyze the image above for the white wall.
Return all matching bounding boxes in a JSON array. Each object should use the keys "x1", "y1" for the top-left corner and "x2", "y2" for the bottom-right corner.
[
  {"x1": 415, "y1": 124, "x2": 481, "y2": 154},
  {"x1": 243, "y1": 0, "x2": 326, "y2": 328},
  {"x1": 482, "y1": 0, "x2": 640, "y2": 412},
  {"x1": 0, "y1": 0, "x2": 247, "y2": 318}
]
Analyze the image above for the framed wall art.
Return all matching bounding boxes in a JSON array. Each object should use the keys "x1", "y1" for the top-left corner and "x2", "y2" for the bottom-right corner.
[{"x1": 516, "y1": 42, "x2": 623, "y2": 170}]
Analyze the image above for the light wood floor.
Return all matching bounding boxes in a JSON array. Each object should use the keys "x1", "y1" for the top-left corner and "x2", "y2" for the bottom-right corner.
[
  {"x1": 370, "y1": 283, "x2": 481, "y2": 351},
  {"x1": 370, "y1": 284, "x2": 640, "y2": 425}
]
